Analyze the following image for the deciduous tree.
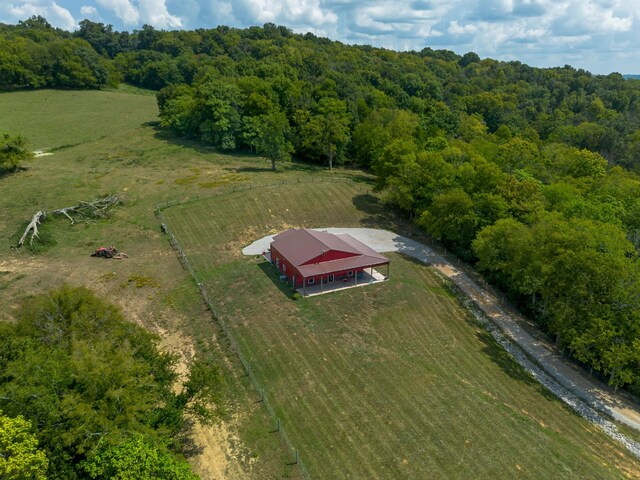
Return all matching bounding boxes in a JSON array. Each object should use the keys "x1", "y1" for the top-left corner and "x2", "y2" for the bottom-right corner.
[
  {"x1": 0, "y1": 412, "x2": 48, "y2": 480},
  {"x1": 302, "y1": 97, "x2": 350, "y2": 169},
  {"x1": 0, "y1": 133, "x2": 32, "y2": 173},
  {"x1": 256, "y1": 111, "x2": 293, "y2": 171}
]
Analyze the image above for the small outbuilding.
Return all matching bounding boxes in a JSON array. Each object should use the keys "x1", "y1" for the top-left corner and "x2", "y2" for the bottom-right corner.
[{"x1": 269, "y1": 228, "x2": 389, "y2": 296}]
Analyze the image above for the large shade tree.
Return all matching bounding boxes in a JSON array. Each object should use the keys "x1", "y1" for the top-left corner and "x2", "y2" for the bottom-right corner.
[
  {"x1": 256, "y1": 111, "x2": 293, "y2": 171},
  {"x1": 302, "y1": 97, "x2": 350, "y2": 170}
]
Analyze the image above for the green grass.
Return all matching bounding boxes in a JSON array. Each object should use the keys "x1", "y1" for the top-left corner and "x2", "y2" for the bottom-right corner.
[
  {"x1": 104, "y1": 82, "x2": 159, "y2": 96},
  {"x1": 0, "y1": 89, "x2": 327, "y2": 478},
  {"x1": 0, "y1": 89, "x2": 369, "y2": 252},
  {"x1": 163, "y1": 182, "x2": 640, "y2": 479}
]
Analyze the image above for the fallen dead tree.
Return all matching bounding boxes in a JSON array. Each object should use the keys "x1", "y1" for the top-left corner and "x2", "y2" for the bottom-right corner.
[
  {"x1": 53, "y1": 195, "x2": 120, "y2": 224},
  {"x1": 18, "y1": 194, "x2": 120, "y2": 248},
  {"x1": 18, "y1": 210, "x2": 45, "y2": 247}
]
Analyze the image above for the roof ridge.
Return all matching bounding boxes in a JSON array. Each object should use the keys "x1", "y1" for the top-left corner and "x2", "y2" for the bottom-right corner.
[
  {"x1": 305, "y1": 229, "x2": 360, "y2": 254},
  {"x1": 301, "y1": 228, "x2": 331, "y2": 252}
]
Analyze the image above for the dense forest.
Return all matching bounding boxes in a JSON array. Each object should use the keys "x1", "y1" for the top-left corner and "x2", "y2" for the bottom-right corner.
[{"x1": 1, "y1": 17, "x2": 640, "y2": 396}]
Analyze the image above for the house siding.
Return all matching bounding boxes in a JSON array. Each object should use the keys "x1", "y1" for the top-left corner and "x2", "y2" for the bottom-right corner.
[{"x1": 270, "y1": 245, "x2": 302, "y2": 286}]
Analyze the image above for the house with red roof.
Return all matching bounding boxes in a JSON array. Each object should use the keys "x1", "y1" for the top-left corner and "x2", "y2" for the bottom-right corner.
[{"x1": 269, "y1": 228, "x2": 389, "y2": 296}]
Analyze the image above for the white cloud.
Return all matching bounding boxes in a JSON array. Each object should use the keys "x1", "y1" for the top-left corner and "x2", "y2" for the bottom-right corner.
[
  {"x1": 80, "y1": 5, "x2": 98, "y2": 17},
  {"x1": 345, "y1": 1, "x2": 448, "y2": 43},
  {"x1": 552, "y1": 1, "x2": 632, "y2": 35},
  {"x1": 448, "y1": 20, "x2": 478, "y2": 35},
  {"x1": 49, "y1": 2, "x2": 75, "y2": 28},
  {"x1": 96, "y1": 0, "x2": 139, "y2": 25},
  {"x1": 416, "y1": 25, "x2": 442, "y2": 38},
  {"x1": 8, "y1": 1, "x2": 76, "y2": 30},
  {"x1": 138, "y1": 0, "x2": 182, "y2": 28},
  {"x1": 231, "y1": 0, "x2": 337, "y2": 27}
]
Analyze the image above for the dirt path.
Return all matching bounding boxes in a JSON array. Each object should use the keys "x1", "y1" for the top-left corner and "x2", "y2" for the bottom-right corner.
[{"x1": 244, "y1": 228, "x2": 640, "y2": 455}]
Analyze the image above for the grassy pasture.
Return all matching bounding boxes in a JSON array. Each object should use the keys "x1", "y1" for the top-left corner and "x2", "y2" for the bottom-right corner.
[
  {"x1": 0, "y1": 88, "x2": 329, "y2": 478},
  {"x1": 163, "y1": 182, "x2": 640, "y2": 479},
  {"x1": 0, "y1": 89, "x2": 360, "y2": 255}
]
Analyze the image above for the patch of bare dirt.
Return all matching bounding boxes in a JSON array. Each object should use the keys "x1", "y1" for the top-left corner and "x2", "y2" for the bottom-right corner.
[
  {"x1": 189, "y1": 415, "x2": 249, "y2": 480},
  {"x1": 154, "y1": 323, "x2": 250, "y2": 479}
]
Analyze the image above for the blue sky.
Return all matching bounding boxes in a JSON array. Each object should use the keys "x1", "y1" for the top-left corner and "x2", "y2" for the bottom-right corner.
[{"x1": 1, "y1": 0, "x2": 638, "y2": 74}]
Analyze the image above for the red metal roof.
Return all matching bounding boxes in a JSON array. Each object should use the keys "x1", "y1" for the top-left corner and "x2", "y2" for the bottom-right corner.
[{"x1": 271, "y1": 229, "x2": 389, "y2": 278}]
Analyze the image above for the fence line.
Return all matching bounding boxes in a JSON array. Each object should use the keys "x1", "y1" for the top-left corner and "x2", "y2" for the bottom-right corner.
[{"x1": 156, "y1": 176, "x2": 362, "y2": 479}]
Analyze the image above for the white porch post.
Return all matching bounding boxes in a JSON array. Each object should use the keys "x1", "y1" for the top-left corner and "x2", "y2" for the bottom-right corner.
[{"x1": 303, "y1": 278, "x2": 306, "y2": 296}]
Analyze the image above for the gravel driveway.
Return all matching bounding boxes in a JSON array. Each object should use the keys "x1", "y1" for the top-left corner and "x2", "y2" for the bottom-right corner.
[{"x1": 244, "y1": 227, "x2": 640, "y2": 457}]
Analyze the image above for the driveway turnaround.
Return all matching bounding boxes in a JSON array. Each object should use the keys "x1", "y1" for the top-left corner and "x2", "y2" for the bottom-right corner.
[{"x1": 244, "y1": 228, "x2": 640, "y2": 457}]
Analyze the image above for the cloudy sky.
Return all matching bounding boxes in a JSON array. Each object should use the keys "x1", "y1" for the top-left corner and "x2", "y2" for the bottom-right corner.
[{"x1": 1, "y1": 0, "x2": 638, "y2": 74}]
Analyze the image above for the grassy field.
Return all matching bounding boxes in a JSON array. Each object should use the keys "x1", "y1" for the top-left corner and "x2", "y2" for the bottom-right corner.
[
  {"x1": 0, "y1": 88, "x2": 341, "y2": 478},
  {"x1": 163, "y1": 182, "x2": 640, "y2": 479}
]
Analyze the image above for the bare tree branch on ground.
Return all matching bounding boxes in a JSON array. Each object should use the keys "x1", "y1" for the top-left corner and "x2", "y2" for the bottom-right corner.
[
  {"x1": 18, "y1": 195, "x2": 119, "y2": 248},
  {"x1": 52, "y1": 195, "x2": 120, "y2": 225},
  {"x1": 18, "y1": 210, "x2": 45, "y2": 247}
]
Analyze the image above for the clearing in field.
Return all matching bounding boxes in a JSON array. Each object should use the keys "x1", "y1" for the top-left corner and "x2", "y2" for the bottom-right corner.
[{"x1": 162, "y1": 181, "x2": 640, "y2": 479}]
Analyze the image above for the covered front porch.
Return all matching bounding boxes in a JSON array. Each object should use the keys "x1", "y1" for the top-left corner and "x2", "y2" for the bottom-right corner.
[{"x1": 296, "y1": 266, "x2": 388, "y2": 297}]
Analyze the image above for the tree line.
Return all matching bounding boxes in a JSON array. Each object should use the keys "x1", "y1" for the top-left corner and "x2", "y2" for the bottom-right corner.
[{"x1": 1, "y1": 18, "x2": 639, "y2": 393}]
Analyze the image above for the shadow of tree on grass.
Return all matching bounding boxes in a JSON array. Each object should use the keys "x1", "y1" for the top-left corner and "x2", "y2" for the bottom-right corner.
[
  {"x1": 474, "y1": 329, "x2": 559, "y2": 402},
  {"x1": 352, "y1": 193, "x2": 404, "y2": 232}
]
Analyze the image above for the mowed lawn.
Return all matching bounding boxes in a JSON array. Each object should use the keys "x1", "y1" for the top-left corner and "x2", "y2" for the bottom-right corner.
[{"x1": 163, "y1": 182, "x2": 640, "y2": 479}]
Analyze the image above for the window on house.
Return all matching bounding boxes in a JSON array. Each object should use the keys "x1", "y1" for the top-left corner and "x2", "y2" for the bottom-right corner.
[
  {"x1": 276, "y1": 258, "x2": 280, "y2": 268},
  {"x1": 327, "y1": 274, "x2": 334, "y2": 282},
  {"x1": 348, "y1": 271, "x2": 354, "y2": 276},
  {"x1": 283, "y1": 264, "x2": 287, "y2": 272},
  {"x1": 308, "y1": 277, "x2": 315, "y2": 285}
]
